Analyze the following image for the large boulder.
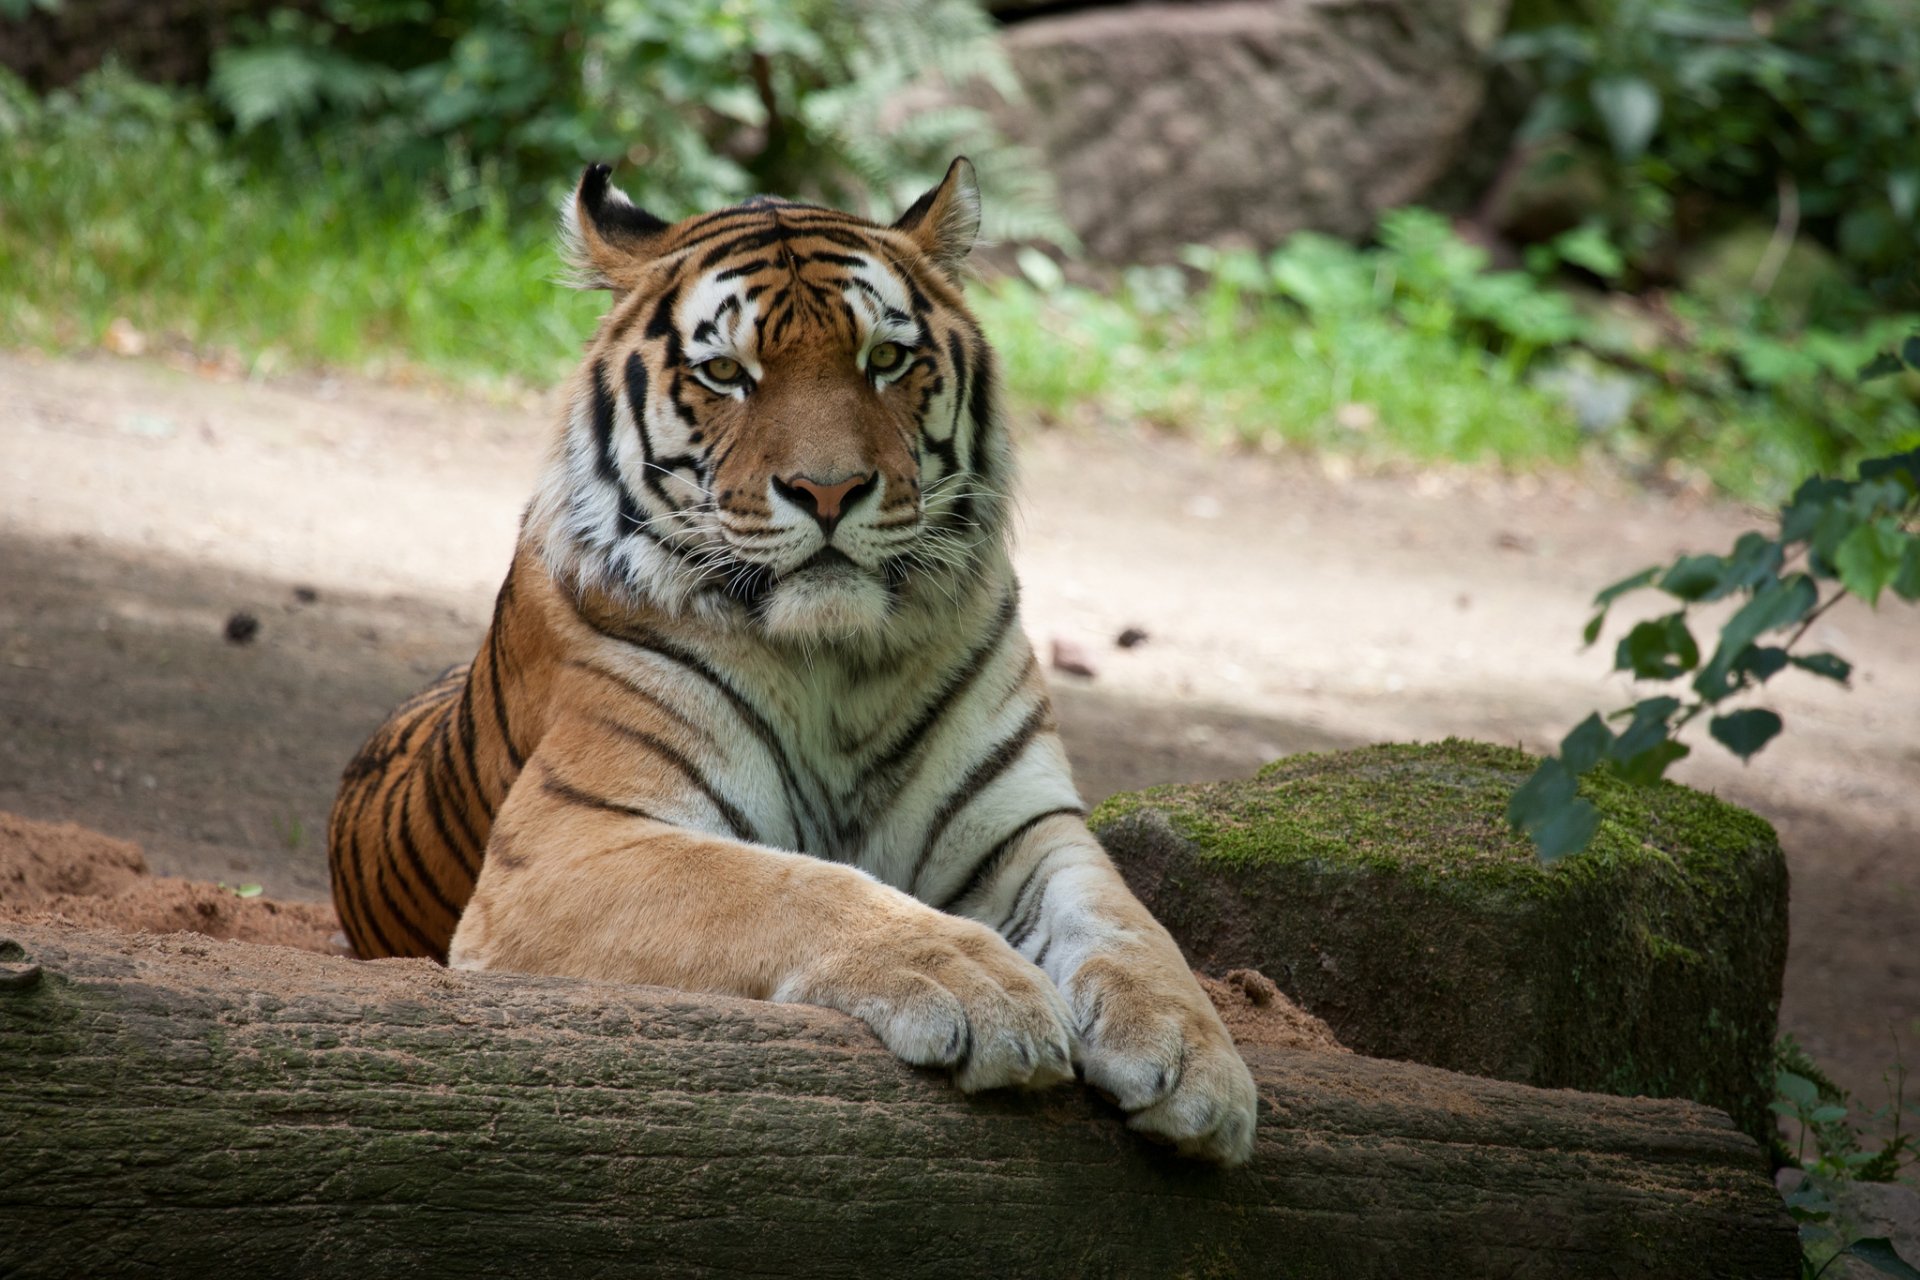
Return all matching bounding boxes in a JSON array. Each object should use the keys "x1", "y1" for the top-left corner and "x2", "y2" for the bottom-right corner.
[
  {"x1": 995, "y1": 0, "x2": 1510, "y2": 262},
  {"x1": 1091, "y1": 739, "x2": 1789, "y2": 1142}
]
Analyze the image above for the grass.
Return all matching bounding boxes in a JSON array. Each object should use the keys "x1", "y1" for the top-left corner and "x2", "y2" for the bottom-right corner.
[
  {"x1": 5, "y1": 69, "x2": 1916, "y2": 497},
  {"x1": 0, "y1": 71, "x2": 596, "y2": 391},
  {"x1": 972, "y1": 277, "x2": 1586, "y2": 470}
]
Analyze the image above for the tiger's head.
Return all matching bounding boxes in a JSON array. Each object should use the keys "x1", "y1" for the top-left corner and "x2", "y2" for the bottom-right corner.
[{"x1": 530, "y1": 158, "x2": 1009, "y2": 645}]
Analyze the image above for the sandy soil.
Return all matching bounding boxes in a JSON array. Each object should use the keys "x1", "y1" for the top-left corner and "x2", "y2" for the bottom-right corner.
[
  {"x1": 1, "y1": 348, "x2": 1913, "y2": 1111},
  {"x1": 0, "y1": 809, "x2": 344, "y2": 951}
]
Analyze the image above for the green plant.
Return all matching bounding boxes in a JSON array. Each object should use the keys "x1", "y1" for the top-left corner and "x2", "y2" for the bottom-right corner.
[
  {"x1": 1774, "y1": 1036, "x2": 1919, "y2": 1278},
  {"x1": 0, "y1": 65, "x2": 600, "y2": 387},
  {"x1": 1508, "y1": 335, "x2": 1920, "y2": 860},
  {"x1": 205, "y1": 0, "x2": 1064, "y2": 241},
  {"x1": 1501, "y1": 0, "x2": 1920, "y2": 293}
]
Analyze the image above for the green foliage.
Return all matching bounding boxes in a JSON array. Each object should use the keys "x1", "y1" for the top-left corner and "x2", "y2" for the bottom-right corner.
[
  {"x1": 980, "y1": 212, "x2": 1918, "y2": 496},
  {"x1": 1773, "y1": 1036, "x2": 1919, "y2": 1278},
  {"x1": 1501, "y1": 0, "x2": 1920, "y2": 293},
  {"x1": 203, "y1": 0, "x2": 1064, "y2": 240},
  {"x1": 0, "y1": 66, "x2": 599, "y2": 387},
  {"x1": 1509, "y1": 336, "x2": 1920, "y2": 862},
  {"x1": 980, "y1": 212, "x2": 1607, "y2": 466}
]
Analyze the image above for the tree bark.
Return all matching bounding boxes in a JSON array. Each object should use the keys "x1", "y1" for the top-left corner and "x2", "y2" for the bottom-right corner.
[{"x1": 0, "y1": 925, "x2": 1796, "y2": 1279}]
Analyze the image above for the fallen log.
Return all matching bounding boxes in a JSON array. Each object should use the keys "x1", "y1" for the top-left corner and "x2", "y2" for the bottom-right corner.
[{"x1": 0, "y1": 925, "x2": 1796, "y2": 1278}]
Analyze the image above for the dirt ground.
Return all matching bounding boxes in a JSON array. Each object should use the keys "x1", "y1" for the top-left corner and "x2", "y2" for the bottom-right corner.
[{"x1": 1, "y1": 348, "x2": 1914, "y2": 1114}]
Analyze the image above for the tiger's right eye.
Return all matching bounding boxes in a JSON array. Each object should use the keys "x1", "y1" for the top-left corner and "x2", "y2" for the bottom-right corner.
[{"x1": 699, "y1": 356, "x2": 746, "y2": 386}]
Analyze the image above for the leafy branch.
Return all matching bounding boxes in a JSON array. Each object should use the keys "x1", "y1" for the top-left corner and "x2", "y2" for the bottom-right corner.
[{"x1": 1509, "y1": 334, "x2": 1920, "y2": 862}]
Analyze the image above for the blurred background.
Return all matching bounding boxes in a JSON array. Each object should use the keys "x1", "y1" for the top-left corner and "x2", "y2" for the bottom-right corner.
[
  {"x1": 2, "y1": 0, "x2": 1916, "y2": 489},
  {"x1": 0, "y1": 0, "x2": 1916, "y2": 1162}
]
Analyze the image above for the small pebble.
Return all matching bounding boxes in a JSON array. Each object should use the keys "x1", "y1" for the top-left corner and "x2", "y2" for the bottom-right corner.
[
  {"x1": 292, "y1": 586, "x2": 319, "y2": 604},
  {"x1": 1049, "y1": 637, "x2": 1097, "y2": 679},
  {"x1": 1115, "y1": 626, "x2": 1149, "y2": 649},
  {"x1": 224, "y1": 612, "x2": 260, "y2": 645}
]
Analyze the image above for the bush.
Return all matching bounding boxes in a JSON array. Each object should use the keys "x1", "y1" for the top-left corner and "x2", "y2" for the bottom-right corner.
[
  {"x1": 1501, "y1": 0, "x2": 1920, "y2": 298},
  {"x1": 204, "y1": 0, "x2": 1064, "y2": 239}
]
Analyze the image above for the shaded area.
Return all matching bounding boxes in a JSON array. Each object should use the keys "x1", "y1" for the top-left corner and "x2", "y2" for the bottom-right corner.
[
  {"x1": 0, "y1": 523, "x2": 1912, "y2": 1122},
  {"x1": 0, "y1": 527, "x2": 1341, "y2": 894}
]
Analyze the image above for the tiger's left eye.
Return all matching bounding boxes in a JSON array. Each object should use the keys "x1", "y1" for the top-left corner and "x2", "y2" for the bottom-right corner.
[
  {"x1": 867, "y1": 342, "x2": 907, "y2": 375},
  {"x1": 700, "y1": 356, "x2": 746, "y2": 385}
]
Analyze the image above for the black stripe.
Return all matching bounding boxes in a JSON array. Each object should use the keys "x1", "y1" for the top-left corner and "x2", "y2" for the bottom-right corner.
[
  {"x1": 1000, "y1": 858, "x2": 1055, "y2": 946},
  {"x1": 590, "y1": 359, "x2": 652, "y2": 538},
  {"x1": 966, "y1": 336, "x2": 996, "y2": 484},
  {"x1": 377, "y1": 772, "x2": 449, "y2": 931},
  {"x1": 909, "y1": 702, "x2": 1052, "y2": 894},
  {"x1": 393, "y1": 780, "x2": 465, "y2": 925},
  {"x1": 593, "y1": 715, "x2": 758, "y2": 843},
  {"x1": 450, "y1": 674, "x2": 490, "y2": 812},
  {"x1": 418, "y1": 750, "x2": 482, "y2": 879},
  {"x1": 372, "y1": 848, "x2": 443, "y2": 957},
  {"x1": 856, "y1": 592, "x2": 1015, "y2": 795},
  {"x1": 937, "y1": 807, "x2": 1084, "y2": 913},
  {"x1": 483, "y1": 616, "x2": 526, "y2": 771},
  {"x1": 714, "y1": 258, "x2": 770, "y2": 282},
  {"x1": 342, "y1": 776, "x2": 404, "y2": 958},
  {"x1": 565, "y1": 660, "x2": 716, "y2": 746},
  {"x1": 541, "y1": 773, "x2": 667, "y2": 825},
  {"x1": 571, "y1": 606, "x2": 823, "y2": 848}
]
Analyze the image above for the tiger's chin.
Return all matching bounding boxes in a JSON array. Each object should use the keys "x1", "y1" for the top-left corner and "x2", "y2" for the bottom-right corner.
[{"x1": 757, "y1": 558, "x2": 894, "y2": 643}]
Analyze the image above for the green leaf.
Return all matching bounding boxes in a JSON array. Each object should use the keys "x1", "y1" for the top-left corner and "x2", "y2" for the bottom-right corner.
[
  {"x1": 1593, "y1": 566, "x2": 1658, "y2": 608},
  {"x1": 1835, "y1": 520, "x2": 1910, "y2": 605},
  {"x1": 1860, "y1": 351, "x2": 1908, "y2": 381},
  {"x1": 1612, "y1": 738, "x2": 1689, "y2": 785},
  {"x1": 1508, "y1": 758, "x2": 1576, "y2": 830},
  {"x1": 1734, "y1": 646, "x2": 1789, "y2": 682},
  {"x1": 1607, "y1": 698, "x2": 1689, "y2": 784},
  {"x1": 1895, "y1": 540, "x2": 1920, "y2": 603},
  {"x1": 1841, "y1": 1237, "x2": 1920, "y2": 1280},
  {"x1": 1905, "y1": 335, "x2": 1920, "y2": 369},
  {"x1": 1700, "y1": 574, "x2": 1814, "y2": 700},
  {"x1": 1590, "y1": 76, "x2": 1661, "y2": 162},
  {"x1": 1560, "y1": 714, "x2": 1614, "y2": 775},
  {"x1": 235, "y1": 883, "x2": 263, "y2": 898},
  {"x1": 1776, "y1": 1069, "x2": 1820, "y2": 1108},
  {"x1": 1781, "y1": 478, "x2": 1851, "y2": 544},
  {"x1": 1790, "y1": 652, "x2": 1853, "y2": 683},
  {"x1": 1615, "y1": 613, "x2": 1699, "y2": 679},
  {"x1": 1658, "y1": 554, "x2": 1727, "y2": 602},
  {"x1": 1710, "y1": 709, "x2": 1783, "y2": 761},
  {"x1": 1716, "y1": 532, "x2": 1785, "y2": 599},
  {"x1": 1858, "y1": 448, "x2": 1920, "y2": 493},
  {"x1": 1809, "y1": 1104, "x2": 1849, "y2": 1124},
  {"x1": 1532, "y1": 797, "x2": 1602, "y2": 864},
  {"x1": 1582, "y1": 611, "x2": 1605, "y2": 646}
]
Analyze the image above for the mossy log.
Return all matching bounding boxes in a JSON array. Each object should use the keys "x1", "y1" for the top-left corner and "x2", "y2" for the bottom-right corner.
[
  {"x1": 1093, "y1": 740, "x2": 1789, "y2": 1143},
  {"x1": 0, "y1": 925, "x2": 1795, "y2": 1278}
]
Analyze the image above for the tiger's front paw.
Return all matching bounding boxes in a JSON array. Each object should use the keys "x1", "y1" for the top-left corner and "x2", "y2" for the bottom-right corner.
[
  {"x1": 781, "y1": 911, "x2": 1079, "y2": 1095},
  {"x1": 1070, "y1": 955, "x2": 1258, "y2": 1166}
]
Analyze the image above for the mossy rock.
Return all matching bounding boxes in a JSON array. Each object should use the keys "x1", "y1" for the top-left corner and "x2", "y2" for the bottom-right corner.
[{"x1": 1091, "y1": 739, "x2": 1788, "y2": 1142}]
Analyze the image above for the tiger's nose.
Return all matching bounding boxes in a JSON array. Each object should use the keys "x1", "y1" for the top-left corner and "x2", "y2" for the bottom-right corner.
[{"x1": 774, "y1": 472, "x2": 875, "y2": 529}]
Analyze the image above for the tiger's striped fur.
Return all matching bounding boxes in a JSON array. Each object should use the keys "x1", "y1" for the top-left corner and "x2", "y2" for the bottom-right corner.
[{"x1": 327, "y1": 159, "x2": 1257, "y2": 1163}]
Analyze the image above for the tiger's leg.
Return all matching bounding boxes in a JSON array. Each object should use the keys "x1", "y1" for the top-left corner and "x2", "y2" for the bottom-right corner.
[
  {"x1": 449, "y1": 752, "x2": 1078, "y2": 1095},
  {"x1": 950, "y1": 811, "x2": 1259, "y2": 1165}
]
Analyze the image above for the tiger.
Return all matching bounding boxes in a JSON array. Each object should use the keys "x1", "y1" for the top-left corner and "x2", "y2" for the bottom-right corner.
[{"x1": 326, "y1": 157, "x2": 1258, "y2": 1164}]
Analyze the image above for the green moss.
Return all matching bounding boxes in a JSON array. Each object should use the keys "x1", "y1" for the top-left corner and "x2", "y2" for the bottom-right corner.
[{"x1": 1093, "y1": 739, "x2": 1788, "y2": 1143}]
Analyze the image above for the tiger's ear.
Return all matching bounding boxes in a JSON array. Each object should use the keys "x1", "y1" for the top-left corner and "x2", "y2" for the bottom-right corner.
[
  {"x1": 892, "y1": 157, "x2": 981, "y2": 280},
  {"x1": 560, "y1": 163, "x2": 670, "y2": 293}
]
